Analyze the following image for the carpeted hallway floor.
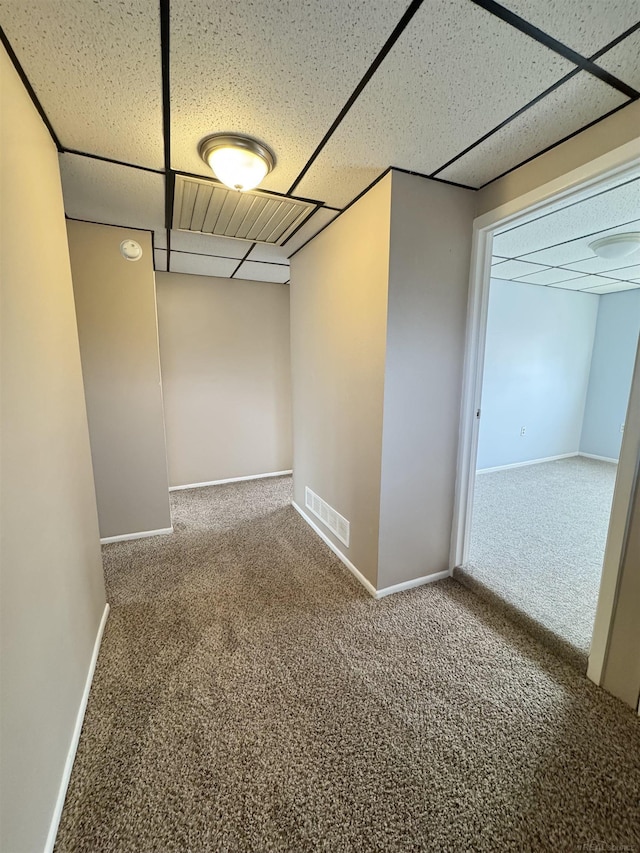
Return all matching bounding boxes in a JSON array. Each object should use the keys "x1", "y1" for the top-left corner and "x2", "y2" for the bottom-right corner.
[
  {"x1": 460, "y1": 457, "x2": 617, "y2": 666},
  {"x1": 55, "y1": 476, "x2": 640, "y2": 852}
]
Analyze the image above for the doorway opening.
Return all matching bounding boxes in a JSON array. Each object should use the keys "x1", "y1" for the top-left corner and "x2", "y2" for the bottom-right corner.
[{"x1": 452, "y1": 150, "x2": 640, "y2": 678}]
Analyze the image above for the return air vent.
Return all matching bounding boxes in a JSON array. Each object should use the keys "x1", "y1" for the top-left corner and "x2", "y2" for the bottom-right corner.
[
  {"x1": 305, "y1": 487, "x2": 350, "y2": 547},
  {"x1": 173, "y1": 175, "x2": 315, "y2": 245}
]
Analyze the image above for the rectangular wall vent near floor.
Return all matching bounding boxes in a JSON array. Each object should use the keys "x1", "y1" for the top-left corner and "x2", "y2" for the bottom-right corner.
[
  {"x1": 305, "y1": 487, "x2": 350, "y2": 547},
  {"x1": 173, "y1": 175, "x2": 316, "y2": 245}
]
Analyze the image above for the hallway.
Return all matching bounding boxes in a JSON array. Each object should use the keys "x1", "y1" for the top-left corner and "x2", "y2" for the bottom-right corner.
[{"x1": 55, "y1": 478, "x2": 640, "y2": 852}]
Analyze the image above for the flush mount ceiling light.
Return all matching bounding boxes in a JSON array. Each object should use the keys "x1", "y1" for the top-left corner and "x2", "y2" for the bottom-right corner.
[
  {"x1": 588, "y1": 232, "x2": 640, "y2": 260},
  {"x1": 120, "y1": 239, "x2": 143, "y2": 261},
  {"x1": 198, "y1": 133, "x2": 276, "y2": 192}
]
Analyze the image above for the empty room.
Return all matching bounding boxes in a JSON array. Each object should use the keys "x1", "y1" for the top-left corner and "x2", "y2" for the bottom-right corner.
[
  {"x1": 1, "y1": 2, "x2": 640, "y2": 853},
  {"x1": 458, "y1": 175, "x2": 640, "y2": 665}
]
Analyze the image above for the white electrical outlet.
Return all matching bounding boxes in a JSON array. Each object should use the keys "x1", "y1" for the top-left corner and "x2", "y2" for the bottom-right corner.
[
  {"x1": 620, "y1": 423, "x2": 625, "y2": 434},
  {"x1": 520, "y1": 426, "x2": 526, "y2": 436}
]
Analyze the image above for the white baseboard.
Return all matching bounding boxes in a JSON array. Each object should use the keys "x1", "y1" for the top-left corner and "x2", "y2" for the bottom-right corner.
[
  {"x1": 477, "y1": 452, "x2": 578, "y2": 474},
  {"x1": 291, "y1": 500, "x2": 378, "y2": 597},
  {"x1": 100, "y1": 526, "x2": 173, "y2": 544},
  {"x1": 376, "y1": 570, "x2": 451, "y2": 599},
  {"x1": 169, "y1": 470, "x2": 293, "y2": 491},
  {"x1": 291, "y1": 501, "x2": 451, "y2": 600},
  {"x1": 579, "y1": 452, "x2": 618, "y2": 464},
  {"x1": 45, "y1": 603, "x2": 109, "y2": 853}
]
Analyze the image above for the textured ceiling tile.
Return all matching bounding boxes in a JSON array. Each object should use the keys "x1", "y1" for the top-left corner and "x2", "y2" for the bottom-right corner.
[
  {"x1": 438, "y1": 73, "x2": 627, "y2": 188},
  {"x1": 497, "y1": 1, "x2": 640, "y2": 56},
  {"x1": 169, "y1": 0, "x2": 411, "y2": 192},
  {"x1": 489, "y1": 259, "x2": 549, "y2": 278},
  {"x1": 154, "y1": 230, "x2": 168, "y2": 250},
  {"x1": 514, "y1": 267, "x2": 584, "y2": 285},
  {"x1": 597, "y1": 28, "x2": 640, "y2": 92},
  {"x1": 246, "y1": 244, "x2": 289, "y2": 263},
  {"x1": 551, "y1": 274, "x2": 621, "y2": 290},
  {"x1": 584, "y1": 281, "x2": 640, "y2": 294},
  {"x1": 169, "y1": 253, "x2": 238, "y2": 278},
  {"x1": 294, "y1": 0, "x2": 572, "y2": 207},
  {"x1": 154, "y1": 249, "x2": 168, "y2": 271},
  {"x1": 170, "y1": 230, "x2": 249, "y2": 259},
  {"x1": 284, "y1": 208, "x2": 341, "y2": 255},
  {"x1": 565, "y1": 257, "x2": 640, "y2": 275},
  {"x1": 493, "y1": 182, "x2": 640, "y2": 258},
  {"x1": 0, "y1": 0, "x2": 164, "y2": 168},
  {"x1": 235, "y1": 261, "x2": 290, "y2": 284},
  {"x1": 247, "y1": 207, "x2": 341, "y2": 260},
  {"x1": 59, "y1": 154, "x2": 165, "y2": 230}
]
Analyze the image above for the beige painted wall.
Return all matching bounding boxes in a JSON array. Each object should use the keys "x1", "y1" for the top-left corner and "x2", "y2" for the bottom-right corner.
[
  {"x1": 67, "y1": 221, "x2": 172, "y2": 539},
  {"x1": 0, "y1": 45, "x2": 106, "y2": 853},
  {"x1": 377, "y1": 172, "x2": 476, "y2": 588},
  {"x1": 290, "y1": 175, "x2": 392, "y2": 586},
  {"x1": 155, "y1": 272, "x2": 292, "y2": 486}
]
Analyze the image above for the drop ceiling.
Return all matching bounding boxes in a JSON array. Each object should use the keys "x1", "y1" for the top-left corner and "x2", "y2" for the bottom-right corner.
[
  {"x1": 1, "y1": 0, "x2": 638, "y2": 284},
  {"x1": 491, "y1": 177, "x2": 640, "y2": 294}
]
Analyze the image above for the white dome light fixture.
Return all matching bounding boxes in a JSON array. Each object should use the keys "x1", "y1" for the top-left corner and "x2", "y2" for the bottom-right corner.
[
  {"x1": 198, "y1": 133, "x2": 276, "y2": 192},
  {"x1": 588, "y1": 232, "x2": 640, "y2": 261},
  {"x1": 120, "y1": 239, "x2": 143, "y2": 261}
]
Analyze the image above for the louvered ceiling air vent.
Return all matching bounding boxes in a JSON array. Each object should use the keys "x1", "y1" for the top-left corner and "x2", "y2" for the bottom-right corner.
[{"x1": 173, "y1": 175, "x2": 315, "y2": 245}]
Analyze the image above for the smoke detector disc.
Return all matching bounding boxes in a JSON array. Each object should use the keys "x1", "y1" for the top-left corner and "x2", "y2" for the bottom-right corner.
[{"x1": 120, "y1": 239, "x2": 143, "y2": 261}]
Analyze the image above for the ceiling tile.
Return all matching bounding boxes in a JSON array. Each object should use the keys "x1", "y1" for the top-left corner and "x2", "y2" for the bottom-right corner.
[
  {"x1": 566, "y1": 257, "x2": 640, "y2": 276},
  {"x1": 235, "y1": 261, "x2": 290, "y2": 284},
  {"x1": 154, "y1": 230, "x2": 167, "y2": 250},
  {"x1": 284, "y1": 208, "x2": 341, "y2": 256},
  {"x1": 437, "y1": 73, "x2": 627, "y2": 188},
  {"x1": 489, "y1": 259, "x2": 550, "y2": 278},
  {"x1": 492, "y1": 256, "x2": 511, "y2": 264},
  {"x1": 247, "y1": 244, "x2": 289, "y2": 263},
  {"x1": 169, "y1": 0, "x2": 411, "y2": 193},
  {"x1": 170, "y1": 230, "x2": 249, "y2": 259},
  {"x1": 550, "y1": 274, "x2": 621, "y2": 290},
  {"x1": 59, "y1": 154, "x2": 165, "y2": 231},
  {"x1": 497, "y1": 1, "x2": 640, "y2": 56},
  {"x1": 169, "y1": 253, "x2": 238, "y2": 278},
  {"x1": 597, "y1": 28, "x2": 640, "y2": 92},
  {"x1": 154, "y1": 249, "x2": 168, "y2": 271},
  {"x1": 294, "y1": 0, "x2": 572, "y2": 207},
  {"x1": 583, "y1": 281, "x2": 640, "y2": 294},
  {"x1": 493, "y1": 182, "x2": 640, "y2": 258},
  {"x1": 514, "y1": 267, "x2": 584, "y2": 285},
  {"x1": 0, "y1": 0, "x2": 164, "y2": 168},
  {"x1": 519, "y1": 221, "x2": 640, "y2": 266},
  {"x1": 248, "y1": 207, "x2": 341, "y2": 261}
]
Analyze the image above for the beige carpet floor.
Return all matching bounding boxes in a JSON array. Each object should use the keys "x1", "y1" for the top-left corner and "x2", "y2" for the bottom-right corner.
[
  {"x1": 55, "y1": 476, "x2": 640, "y2": 852},
  {"x1": 459, "y1": 457, "x2": 617, "y2": 667}
]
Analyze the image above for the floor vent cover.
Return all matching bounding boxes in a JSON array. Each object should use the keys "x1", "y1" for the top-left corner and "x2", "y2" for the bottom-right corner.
[
  {"x1": 305, "y1": 486, "x2": 350, "y2": 547},
  {"x1": 173, "y1": 174, "x2": 315, "y2": 245}
]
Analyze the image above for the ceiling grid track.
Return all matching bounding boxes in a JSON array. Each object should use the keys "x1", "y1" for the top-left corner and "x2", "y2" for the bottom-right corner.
[{"x1": 1, "y1": 1, "x2": 638, "y2": 275}]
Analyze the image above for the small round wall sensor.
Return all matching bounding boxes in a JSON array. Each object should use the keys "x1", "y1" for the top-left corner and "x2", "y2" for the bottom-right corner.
[{"x1": 120, "y1": 239, "x2": 143, "y2": 261}]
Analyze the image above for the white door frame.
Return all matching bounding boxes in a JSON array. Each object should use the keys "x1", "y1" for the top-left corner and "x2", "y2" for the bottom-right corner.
[{"x1": 450, "y1": 137, "x2": 640, "y2": 687}]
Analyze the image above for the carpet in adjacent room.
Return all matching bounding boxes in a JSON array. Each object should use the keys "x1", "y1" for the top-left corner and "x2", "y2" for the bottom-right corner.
[{"x1": 459, "y1": 456, "x2": 617, "y2": 665}]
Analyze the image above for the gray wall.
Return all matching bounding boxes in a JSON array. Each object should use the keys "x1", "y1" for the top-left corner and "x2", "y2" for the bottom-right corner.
[
  {"x1": 377, "y1": 171, "x2": 476, "y2": 588},
  {"x1": 156, "y1": 272, "x2": 292, "y2": 487},
  {"x1": 477, "y1": 279, "x2": 598, "y2": 470},
  {"x1": 67, "y1": 221, "x2": 172, "y2": 539},
  {"x1": 581, "y1": 289, "x2": 640, "y2": 461},
  {"x1": 290, "y1": 175, "x2": 392, "y2": 586},
  {"x1": 0, "y1": 44, "x2": 106, "y2": 853}
]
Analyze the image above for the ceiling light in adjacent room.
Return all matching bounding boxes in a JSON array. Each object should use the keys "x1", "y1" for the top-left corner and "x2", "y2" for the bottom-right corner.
[
  {"x1": 198, "y1": 133, "x2": 276, "y2": 192},
  {"x1": 588, "y1": 232, "x2": 640, "y2": 260}
]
